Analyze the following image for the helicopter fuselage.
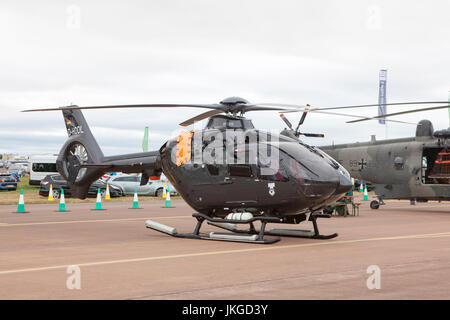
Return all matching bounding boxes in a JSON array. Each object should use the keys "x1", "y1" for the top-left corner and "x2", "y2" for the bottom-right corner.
[{"x1": 159, "y1": 115, "x2": 352, "y2": 219}]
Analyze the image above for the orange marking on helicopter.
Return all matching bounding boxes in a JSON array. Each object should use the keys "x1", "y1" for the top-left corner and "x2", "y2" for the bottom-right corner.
[{"x1": 176, "y1": 130, "x2": 194, "y2": 166}]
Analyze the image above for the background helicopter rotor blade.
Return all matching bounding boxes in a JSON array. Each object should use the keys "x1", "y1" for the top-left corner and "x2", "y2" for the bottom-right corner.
[
  {"x1": 255, "y1": 101, "x2": 450, "y2": 111},
  {"x1": 301, "y1": 132, "x2": 325, "y2": 138},
  {"x1": 317, "y1": 101, "x2": 450, "y2": 111},
  {"x1": 346, "y1": 104, "x2": 450, "y2": 123},
  {"x1": 280, "y1": 108, "x2": 419, "y2": 125},
  {"x1": 295, "y1": 110, "x2": 309, "y2": 135},
  {"x1": 279, "y1": 113, "x2": 293, "y2": 130},
  {"x1": 298, "y1": 111, "x2": 308, "y2": 126}
]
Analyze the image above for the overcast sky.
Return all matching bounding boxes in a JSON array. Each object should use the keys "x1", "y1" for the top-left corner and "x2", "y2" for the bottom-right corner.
[{"x1": 1, "y1": 0, "x2": 449, "y2": 156}]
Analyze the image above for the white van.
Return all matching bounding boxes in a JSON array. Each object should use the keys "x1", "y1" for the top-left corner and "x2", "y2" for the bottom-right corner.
[{"x1": 29, "y1": 154, "x2": 58, "y2": 185}]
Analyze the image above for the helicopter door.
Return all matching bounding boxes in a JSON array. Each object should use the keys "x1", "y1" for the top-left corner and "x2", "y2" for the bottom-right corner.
[
  {"x1": 221, "y1": 164, "x2": 258, "y2": 204},
  {"x1": 424, "y1": 147, "x2": 450, "y2": 184}
]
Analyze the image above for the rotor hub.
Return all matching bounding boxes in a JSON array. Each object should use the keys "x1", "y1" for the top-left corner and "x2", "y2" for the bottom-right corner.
[{"x1": 220, "y1": 96, "x2": 249, "y2": 105}]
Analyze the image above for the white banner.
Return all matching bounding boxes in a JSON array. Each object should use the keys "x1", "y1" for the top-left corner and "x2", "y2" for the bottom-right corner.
[{"x1": 378, "y1": 69, "x2": 387, "y2": 125}]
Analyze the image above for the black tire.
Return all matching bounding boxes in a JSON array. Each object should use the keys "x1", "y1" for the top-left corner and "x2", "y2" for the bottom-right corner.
[
  {"x1": 52, "y1": 189, "x2": 60, "y2": 199},
  {"x1": 156, "y1": 188, "x2": 163, "y2": 197},
  {"x1": 370, "y1": 200, "x2": 380, "y2": 210}
]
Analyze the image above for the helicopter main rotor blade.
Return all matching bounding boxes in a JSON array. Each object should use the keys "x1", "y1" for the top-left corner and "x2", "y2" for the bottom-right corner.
[
  {"x1": 255, "y1": 101, "x2": 450, "y2": 111},
  {"x1": 22, "y1": 104, "x2": 225, "y2": 112},
  {"x1": 279, "y1": 113, "x2": 293, "y2": 130},
  {"x1": 241, "y1": 104, "x2": 303, "y2": 112},
  {"x1": 179, "y1": 109, "x2": 224, "y2": 126},
  {"x1": 346, "y1": 104, "x2": 450, "y2": 123}
]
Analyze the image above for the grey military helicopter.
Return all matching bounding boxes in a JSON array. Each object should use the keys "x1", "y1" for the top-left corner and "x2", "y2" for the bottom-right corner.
[
  {"x1": 24, "y1": 97, "x2": 450, "y2": 243},
  {"x1": 320, "y1": 120, "x2": 450, "y2": 209},
  {"x1": 276, "y1": 100, "x2": 450, "y2": 210}
]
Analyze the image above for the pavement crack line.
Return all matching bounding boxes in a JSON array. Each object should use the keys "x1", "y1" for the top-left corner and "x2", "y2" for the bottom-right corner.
[{"x1": 1, "y1": 231, "x2": 450, "y2": 276}]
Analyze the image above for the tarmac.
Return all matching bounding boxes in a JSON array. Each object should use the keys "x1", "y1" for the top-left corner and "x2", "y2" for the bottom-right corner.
[{"x1": 0, "y1": 197, "x2": 450, "y2": 299}]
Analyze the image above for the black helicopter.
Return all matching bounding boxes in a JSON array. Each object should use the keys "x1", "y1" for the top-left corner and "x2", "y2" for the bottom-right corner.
[{"x1": 24, "y1": 97, "x2": 450, "y2": 244}]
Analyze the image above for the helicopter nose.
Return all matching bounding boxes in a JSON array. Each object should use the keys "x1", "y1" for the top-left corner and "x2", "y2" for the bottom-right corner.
[{"x1": 335, "y1": 169, "x2": 353, "y2": 195}]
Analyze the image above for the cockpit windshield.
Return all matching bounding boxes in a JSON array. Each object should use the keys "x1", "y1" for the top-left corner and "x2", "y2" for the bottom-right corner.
[{"x1": 206, "y1": 116, "x2": 255, "y2": 130}]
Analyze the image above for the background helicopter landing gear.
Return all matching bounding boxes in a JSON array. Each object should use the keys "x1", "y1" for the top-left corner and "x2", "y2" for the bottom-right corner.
[
  {"x1": 370, "y1": 200, "x2": 380, "y2": 209},
  {"x1": 146, "y1": 213, "x2": 282, "y2": 244},
  {"x1": 209, "y1": 213, "x2": 338, "y2": 240}
]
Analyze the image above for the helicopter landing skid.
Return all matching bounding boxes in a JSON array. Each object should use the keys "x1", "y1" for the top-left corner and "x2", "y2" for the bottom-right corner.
[
  {"x1": 146, "y1": 213, "x2": 281, "y2": 244},
  {"x1": 145, "y1": 213, "x2": 337, "y2": 244},
  {"x1": 208, "y1": 213, "x2": 338, "y2": 240}
]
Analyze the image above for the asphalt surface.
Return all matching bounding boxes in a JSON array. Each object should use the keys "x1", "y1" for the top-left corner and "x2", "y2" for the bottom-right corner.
[{"x1": 0, "y1": 197, "x2": 450, "y2": 299}]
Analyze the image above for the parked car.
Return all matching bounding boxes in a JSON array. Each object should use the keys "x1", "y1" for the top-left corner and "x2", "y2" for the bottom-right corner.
[
  {"x1": 8, "y1": 164, "x2": 26, "y2": 179},
  {"x1": 354, "y1": 180, "x2": 375, "y2": 192},
  {"x1": 39, "y1": 174, "x2": 123, "y2": 198},
  {"x1": 107, "y1": 174, "x2": 178, "y2": 196},
  {"x1": 0, "y1": 174, "x2": 17, "y2": 191}
]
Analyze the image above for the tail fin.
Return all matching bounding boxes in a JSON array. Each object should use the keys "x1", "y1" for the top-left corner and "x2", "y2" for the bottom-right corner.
[
  {"x1": 56, "y1": 107, "x2": 162, "y2": 199},
  {"x1": 62, "y1": 108, "x2": 104, "y2": 161},
  {"x1": 56, "y1": 108, "x2": 106, "y2": 198}
]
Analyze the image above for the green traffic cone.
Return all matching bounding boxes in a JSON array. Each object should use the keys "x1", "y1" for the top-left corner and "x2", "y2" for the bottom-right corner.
[
  {"x1": 363, "y1": 184, "x2": 369, "y2": 201},
  {"x1": 359, "y1": 180, "x2": 364, "y2": 193},
  {"x1": 94, "y1": 188, "x2": 103, "y2": 210},
  {"x1": 17, "y1": 189, "x2": 26, "y2": 213},
  {"x1": 164, "y1": 186, "x2": 172, "y2": 208},
  {"x1": 58, "y1": 189, "x2": 67, "y2": 212},
  {"x1": 131, "y1": 188, "x2": 140, "y2": 209}
]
